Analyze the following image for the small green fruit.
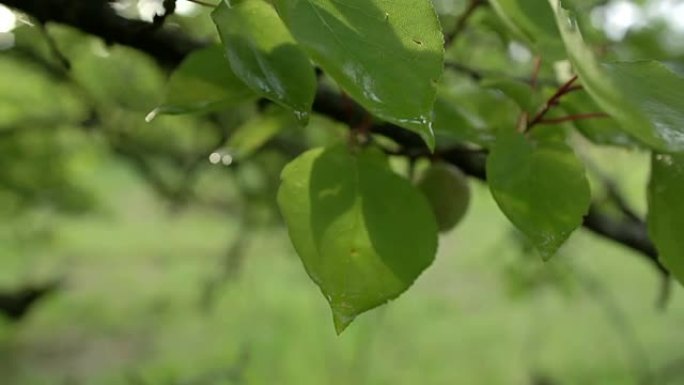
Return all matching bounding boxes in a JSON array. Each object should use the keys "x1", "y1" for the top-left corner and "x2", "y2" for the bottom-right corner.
[{"x1": 417, "y1": 162, "x2": 471, "y2": 232}]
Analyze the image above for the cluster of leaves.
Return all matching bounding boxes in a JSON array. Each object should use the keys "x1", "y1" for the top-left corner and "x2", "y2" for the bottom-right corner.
[
  {"x1": 4, "y1": 0, "x2": 682, "y2": 333},
  {"x1": 150, "y1": 0, "x2": 684, "y2": 333}
]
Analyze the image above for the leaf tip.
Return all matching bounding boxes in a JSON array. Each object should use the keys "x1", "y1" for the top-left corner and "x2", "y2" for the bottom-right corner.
[
  {"x1": 293, "y1": 109, "x2": 310, "y2": 126},
  {"x1": 332, "y1": 311, "x2": 355, "y2": 335},
  {"x1": 536, "y1": 241, "x2": 560, "y2": 262},
  {"x1": 417, "y1": 121, "x2": 436, "y2": 152}
]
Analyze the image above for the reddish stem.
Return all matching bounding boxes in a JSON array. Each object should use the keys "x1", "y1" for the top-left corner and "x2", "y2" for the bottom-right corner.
[
  {"x1": 530, "y1": 56, "x2": 542, "y2": 89},
  {"x1": 526, "y1": 75, "x2": 579, "y2": 130}
]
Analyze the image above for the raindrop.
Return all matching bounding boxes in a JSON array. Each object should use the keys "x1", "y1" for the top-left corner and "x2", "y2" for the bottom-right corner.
[
  {"x1": 209, "y1": 152, "x2": 222, "y2": 164},
  {"x1": 293, "y1": 110, "x2": 310, "y2": 125}
]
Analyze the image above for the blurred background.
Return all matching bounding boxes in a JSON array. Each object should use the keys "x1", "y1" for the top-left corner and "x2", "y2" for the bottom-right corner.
[{"x1": 1, "y1": 0, "x2": 684, "y2": 384}]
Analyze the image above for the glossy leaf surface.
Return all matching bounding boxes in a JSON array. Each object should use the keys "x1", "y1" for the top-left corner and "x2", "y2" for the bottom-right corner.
[
  {"x1": 212, "y1": 0, "x2": 316, "y2": 120},
  {"x1": 278, "y1": 145, "x2": 438, "y2": 333},
  {"x1": 274, "y1": 0, "x2": 444, "y2": 148},
  {"x1": 487, "y1": 130, "x2": 591, "y2": 259},
  {"x1": 549, "y1": 0, "x2": 684, "y2": 152},
  {"x1": 648, "y1": 153, "x2": 684, "y2": 285}
]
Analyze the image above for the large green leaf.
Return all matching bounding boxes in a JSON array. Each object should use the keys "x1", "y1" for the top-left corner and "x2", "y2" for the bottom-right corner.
[
  {"x1": 274, "y1": 0, "x2": 444, "y2": 149},
  {"x1": 277, "y1": 145, "x2": 438, "y2": 333},
  {"x1": 549, "y1": 0, "x2": 684, "y2": 152},
  {"x1": 489, "y1": 0, "x2": 564, "y2": 58},
  {"x1": 487, "y1": 130, "x2": 591, "y2": 259},
  {"x1": 648, "y1": 153, "x2": 684, "y2": 285},
  {"x1": 212, "y1": 0, "x2": 316, "y2": 121},
  {"x1": 153, "y1": 45, "x2": 254, "y2": 117}
]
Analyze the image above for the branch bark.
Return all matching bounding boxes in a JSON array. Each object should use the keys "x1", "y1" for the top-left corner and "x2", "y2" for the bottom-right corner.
[{"x1": 1, "y1": 0, "x2": 668, "y2": 281}]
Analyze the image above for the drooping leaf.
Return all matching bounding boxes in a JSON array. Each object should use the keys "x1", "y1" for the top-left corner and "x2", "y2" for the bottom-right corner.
[
  {"x1": 154, "y1": 45, "x2": 255, "y2": 116},
  {"x1": 277, "y1": 145, "x2": 438, "y2": 333},
  {"x1": 648, "y1": 153, "x2": 684, "y2": 285},
  {"x1": 549, "y1": 0, "x2": 684, "y2": 152},
  {"x1": 274, "y1": 0, "x2": 445, "y2": 149},
  {"x1": 486, "y1": 130, "x2": 591, "y2": 259},
  {"x1": 488, "y1": 0, "x2": 564, "y2": 59},
  {"x1": 212, "y1": 0, "x2": 316, "y2": 122}
]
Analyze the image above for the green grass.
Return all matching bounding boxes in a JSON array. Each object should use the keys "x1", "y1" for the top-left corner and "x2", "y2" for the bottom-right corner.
[{"x1": 1, "y1": 153, "x2": 684, "y2": 385}]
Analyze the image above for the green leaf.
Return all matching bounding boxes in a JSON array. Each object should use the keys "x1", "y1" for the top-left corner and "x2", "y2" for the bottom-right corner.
[
  {"x1": 212, "y1": 0, "x2": 316, "y2": 122},
  {"x1": 481, "y1": 77, "x2": 539, "y2": 115},
  {"x1": 603, "y1": 61, "x2": 684, "y2": 146},
  {"x1": 277, "y1": 145, "x2": 438, "y2": 333},
  {"x1": 154, "y1": 45, "x2": 254, "y2": 116},
  {"x1": 488, "y1": 0, "x2": 564, "y2": 59},
  {"x1": 274, "y1": 0, "x2": 445, "y2": 149},
  {"x1": 561, "y1": 91, "x2": 639, "y2": 148},
  {"x1": 648, "y1": 153, "x2": 684, "y2": 285},
  {"x1": 224, "y1": 107, "x2": 296, "y2": 160},
  {"x1": 432, "y1": 92, "x2": 493, "y2": 147},
  {"x1": 549, "y1": 0, "x2": 684, "y2": 152},
  {"x1": 486, "y1": 130, "x2": 591, "y2": 259}
]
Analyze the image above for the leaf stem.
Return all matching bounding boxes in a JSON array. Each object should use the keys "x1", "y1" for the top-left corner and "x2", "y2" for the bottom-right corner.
[
  {"x1": 530, "y1": 56, "x2": 542, "y2": 89},
  {"x1": 526, "y1": 75, "x2": 581, "y2": 131}
]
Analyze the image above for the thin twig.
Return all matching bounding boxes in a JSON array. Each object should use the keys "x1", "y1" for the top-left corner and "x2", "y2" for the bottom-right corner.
[
  {"x1": 527, "y1": 75, "x2": 580, "y2": 130},
  {"x1": 37, "y1": 21, "x2": 71, "y2": 70},
  {"x1": 530, "y1": 56, "x2": 542, "y2": 89},
  {"x1": 444, "y1": 0, "x2": 486, "y2": 47}
]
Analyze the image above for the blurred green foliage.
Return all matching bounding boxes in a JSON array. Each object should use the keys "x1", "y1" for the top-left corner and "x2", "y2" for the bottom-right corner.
[{"x1": 0, "y1": 0, "x2": 684, "y2": 384}]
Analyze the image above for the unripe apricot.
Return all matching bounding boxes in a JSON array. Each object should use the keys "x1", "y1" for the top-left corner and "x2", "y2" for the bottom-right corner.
[{"x1": 417, "y1": 162, "x2": 471, "y2": 232}]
